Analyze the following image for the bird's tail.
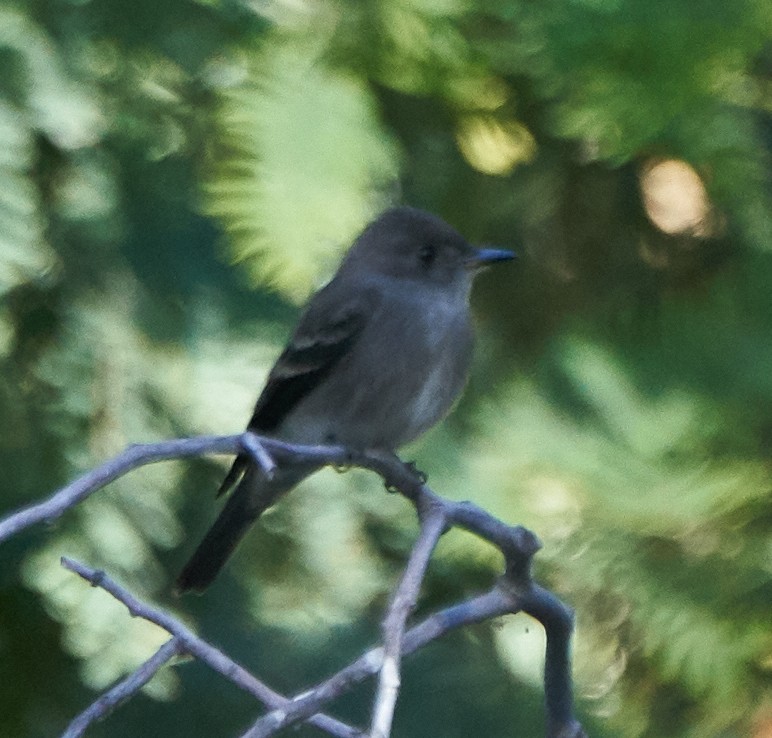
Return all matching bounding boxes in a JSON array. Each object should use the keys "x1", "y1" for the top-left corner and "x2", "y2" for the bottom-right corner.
[{"x1": 175, "y1": 464, "x2": 314, "y2": 594}]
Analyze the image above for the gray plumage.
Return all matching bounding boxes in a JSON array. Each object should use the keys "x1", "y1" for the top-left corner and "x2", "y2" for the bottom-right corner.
[{"x1": 176, "y1": 206, "x2": 513, "y2": 593}]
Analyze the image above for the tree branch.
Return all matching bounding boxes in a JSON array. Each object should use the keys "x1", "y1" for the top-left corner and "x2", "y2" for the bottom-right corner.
[
  {"x1": 61, "y1": 557, "x2": 363, "y2": 738},
  {"x1": 0, "y1": 435, "x2": 396, "y2": 544},
  {"x1": 369, "y1": 498, "x2": 446, "y2": 738},
  {"x1": 0, "y1": 433, "x2": 586, "y2": 738},
  {"x1": 0, "y1": 435, "x2": 251, "y2": 543},
  {"x1": 62, "y1": 638, "x2": 183, "y2": 738},
  {"x1": 242, "y1": 586, "x2": 520, "y2": 738}
]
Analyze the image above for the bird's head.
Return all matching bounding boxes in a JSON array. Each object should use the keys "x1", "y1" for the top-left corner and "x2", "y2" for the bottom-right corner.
[{"x1": 342, "y1": 206, "x2": 514, "y2": 289}]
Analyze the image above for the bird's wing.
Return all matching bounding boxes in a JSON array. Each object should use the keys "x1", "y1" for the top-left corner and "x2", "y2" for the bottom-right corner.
[
  {"x1": 217, "y1": 288, "x2": 371, "y2": 497},
  {"x1": 249, "y1": 296, "x2": 369, "y2": 431}
]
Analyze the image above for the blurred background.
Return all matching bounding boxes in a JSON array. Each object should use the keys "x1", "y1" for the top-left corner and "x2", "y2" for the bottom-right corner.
[{"x1": 1, "y1": 0, "x2": 771, "y2": 736}]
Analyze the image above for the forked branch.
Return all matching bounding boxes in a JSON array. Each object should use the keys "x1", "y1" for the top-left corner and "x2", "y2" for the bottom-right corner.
[{"x1": 0, "y1": 432, "x2": 586, "y2": 738}]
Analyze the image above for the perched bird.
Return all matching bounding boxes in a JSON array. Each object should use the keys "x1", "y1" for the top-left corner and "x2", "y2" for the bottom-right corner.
[{"x1": 176, "y1": 206, "x2": 514, "y2": 593}]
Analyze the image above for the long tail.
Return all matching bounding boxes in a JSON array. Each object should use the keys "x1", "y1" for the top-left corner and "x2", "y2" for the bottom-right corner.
[{"x1": 175, "y1": 464, "x2": 313, "y2": 594}]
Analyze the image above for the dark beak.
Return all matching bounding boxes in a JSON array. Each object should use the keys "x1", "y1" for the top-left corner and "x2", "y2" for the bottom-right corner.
[{"x1": 466, "y1": 246, "x2": 516, "y2": 269}]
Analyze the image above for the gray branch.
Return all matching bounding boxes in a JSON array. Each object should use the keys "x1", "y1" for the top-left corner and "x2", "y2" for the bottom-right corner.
[
  {"x1": 61, "y1": 557, "x2": 363, "y2": 738},
  {"x1": 62, "y1": 638, "x2": 183, "y2": 738},
  {"x1": 243, "y1": 586, "x2": 518, "y2": 738},
  {"x1": 370, "y1": 499, "x2": 446, "y2": 738},
  {"x1": 0, "y1": 432, "x2": 586, "y2": 738}
]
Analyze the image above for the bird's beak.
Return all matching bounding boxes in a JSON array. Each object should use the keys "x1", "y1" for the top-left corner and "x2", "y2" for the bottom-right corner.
[{"x1": 466, "y1": 246, "x2": 516, "y2": 269}]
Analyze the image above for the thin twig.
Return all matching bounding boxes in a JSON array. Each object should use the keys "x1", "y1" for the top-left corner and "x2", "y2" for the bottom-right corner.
[
  {"x1": 369, "y1": 498, "x2": 447, "y2": 738},
  {"x1": 0, "y1": 435, "x2": 246, "y2": 543},
  {"x1": 242, "y1": 586, "x2": 521, "y2": 738},
  {"x1": 61, "y1": 558, "x2": 363, "y2": 738},
  {"x1": 240, "y1": 433, "x2": 277, "y2": 478},
  {"x1": 61, "y1": 638, "x2": 183, "y2": 738},
  {"x1": 0, "y1": 434, "x2": 381, "y2": 544}
]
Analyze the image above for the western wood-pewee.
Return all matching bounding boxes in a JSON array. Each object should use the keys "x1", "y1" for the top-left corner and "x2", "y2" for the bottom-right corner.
[{"x1": 176, "y1": 206, "x2": 513, "y2": 593}]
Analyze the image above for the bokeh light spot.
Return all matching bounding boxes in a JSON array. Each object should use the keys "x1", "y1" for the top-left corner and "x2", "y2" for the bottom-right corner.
[{"x1": 640, "y1": 158, "x2": 714, "y2": 237}]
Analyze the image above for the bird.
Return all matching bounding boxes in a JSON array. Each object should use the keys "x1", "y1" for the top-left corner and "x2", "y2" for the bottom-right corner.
[{"x1": 176, "y1": 206, "x2": 514, "y2": 593}]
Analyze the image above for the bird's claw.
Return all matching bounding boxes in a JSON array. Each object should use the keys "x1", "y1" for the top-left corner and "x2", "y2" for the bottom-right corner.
[{"x1": 404, "y1": 460, "x2": 428, "y2": 484}]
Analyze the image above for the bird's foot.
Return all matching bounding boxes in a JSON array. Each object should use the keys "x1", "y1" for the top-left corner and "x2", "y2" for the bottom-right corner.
[
  {"x1": 383, "y1": 458, "x2": 427, "y2": 494},
  {"x1": 403, "y1": 460, "x2": 428, "y2": 484}
]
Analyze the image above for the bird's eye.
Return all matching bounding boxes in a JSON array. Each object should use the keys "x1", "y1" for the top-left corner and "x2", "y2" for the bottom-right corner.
[{"x1": 418, "y1": 244, "x2": 436, "y2": 269}]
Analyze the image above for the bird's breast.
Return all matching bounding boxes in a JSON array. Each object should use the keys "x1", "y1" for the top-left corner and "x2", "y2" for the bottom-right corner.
[{"x1": 281, "y1": 290, "x2": 473, "y2": 450}]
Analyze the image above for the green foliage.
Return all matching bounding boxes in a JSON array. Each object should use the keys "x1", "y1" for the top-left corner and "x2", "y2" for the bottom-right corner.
[
  {"x1": 466, "y1": 287, "x2": 772, "y2": 735},
  {"x1": 205, "y1": 33, "x2": 400, "y2": 301},
  {"x1": 1, "y1": 0, "x2": 771, "y2": 736}
]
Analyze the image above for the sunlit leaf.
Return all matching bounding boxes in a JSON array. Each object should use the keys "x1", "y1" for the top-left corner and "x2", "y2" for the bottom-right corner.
[{"x1": 205, "y1": 36, "x2": 400, "y2": 301}]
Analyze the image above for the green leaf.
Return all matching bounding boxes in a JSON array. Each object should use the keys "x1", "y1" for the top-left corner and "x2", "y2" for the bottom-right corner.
[{"x1": 205, "y1": 36, "x2": 400, "y2": 301}]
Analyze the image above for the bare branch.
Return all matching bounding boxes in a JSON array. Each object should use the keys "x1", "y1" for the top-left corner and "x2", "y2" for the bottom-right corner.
[
  {"x1": 240, "y1": 433, "x2": 277, "y2": 478},
  {"x1": 240, "y1": 482, "x2": 585, "y2": 737},
  {"x1": 243, "y1": 586, "x2": 520, "y2": 737},
  {"x1": 0, "y1": 434, "x2": 381, "y2": 544},
  {"x1": 520, "y1": 585, "x2": 585, "y2": 738},
  {"x1": 370, "y1": 499, "x2": 447, "y2": 738},
  {"x1": 0, "y1": 433, "x2": 585, "y2": 737},
  {"x1": 0, "y1": 435, "x2": 246, "y2": 543},
  {"x1": 62, "y1": 638, "x2": 183, "y2": 738},
  {"x1": 246, "y1": 583, "x2": 587, "y2": 738},
  {"x1": 61, "y1": 558, "x2": 363, "y2": 738}
]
